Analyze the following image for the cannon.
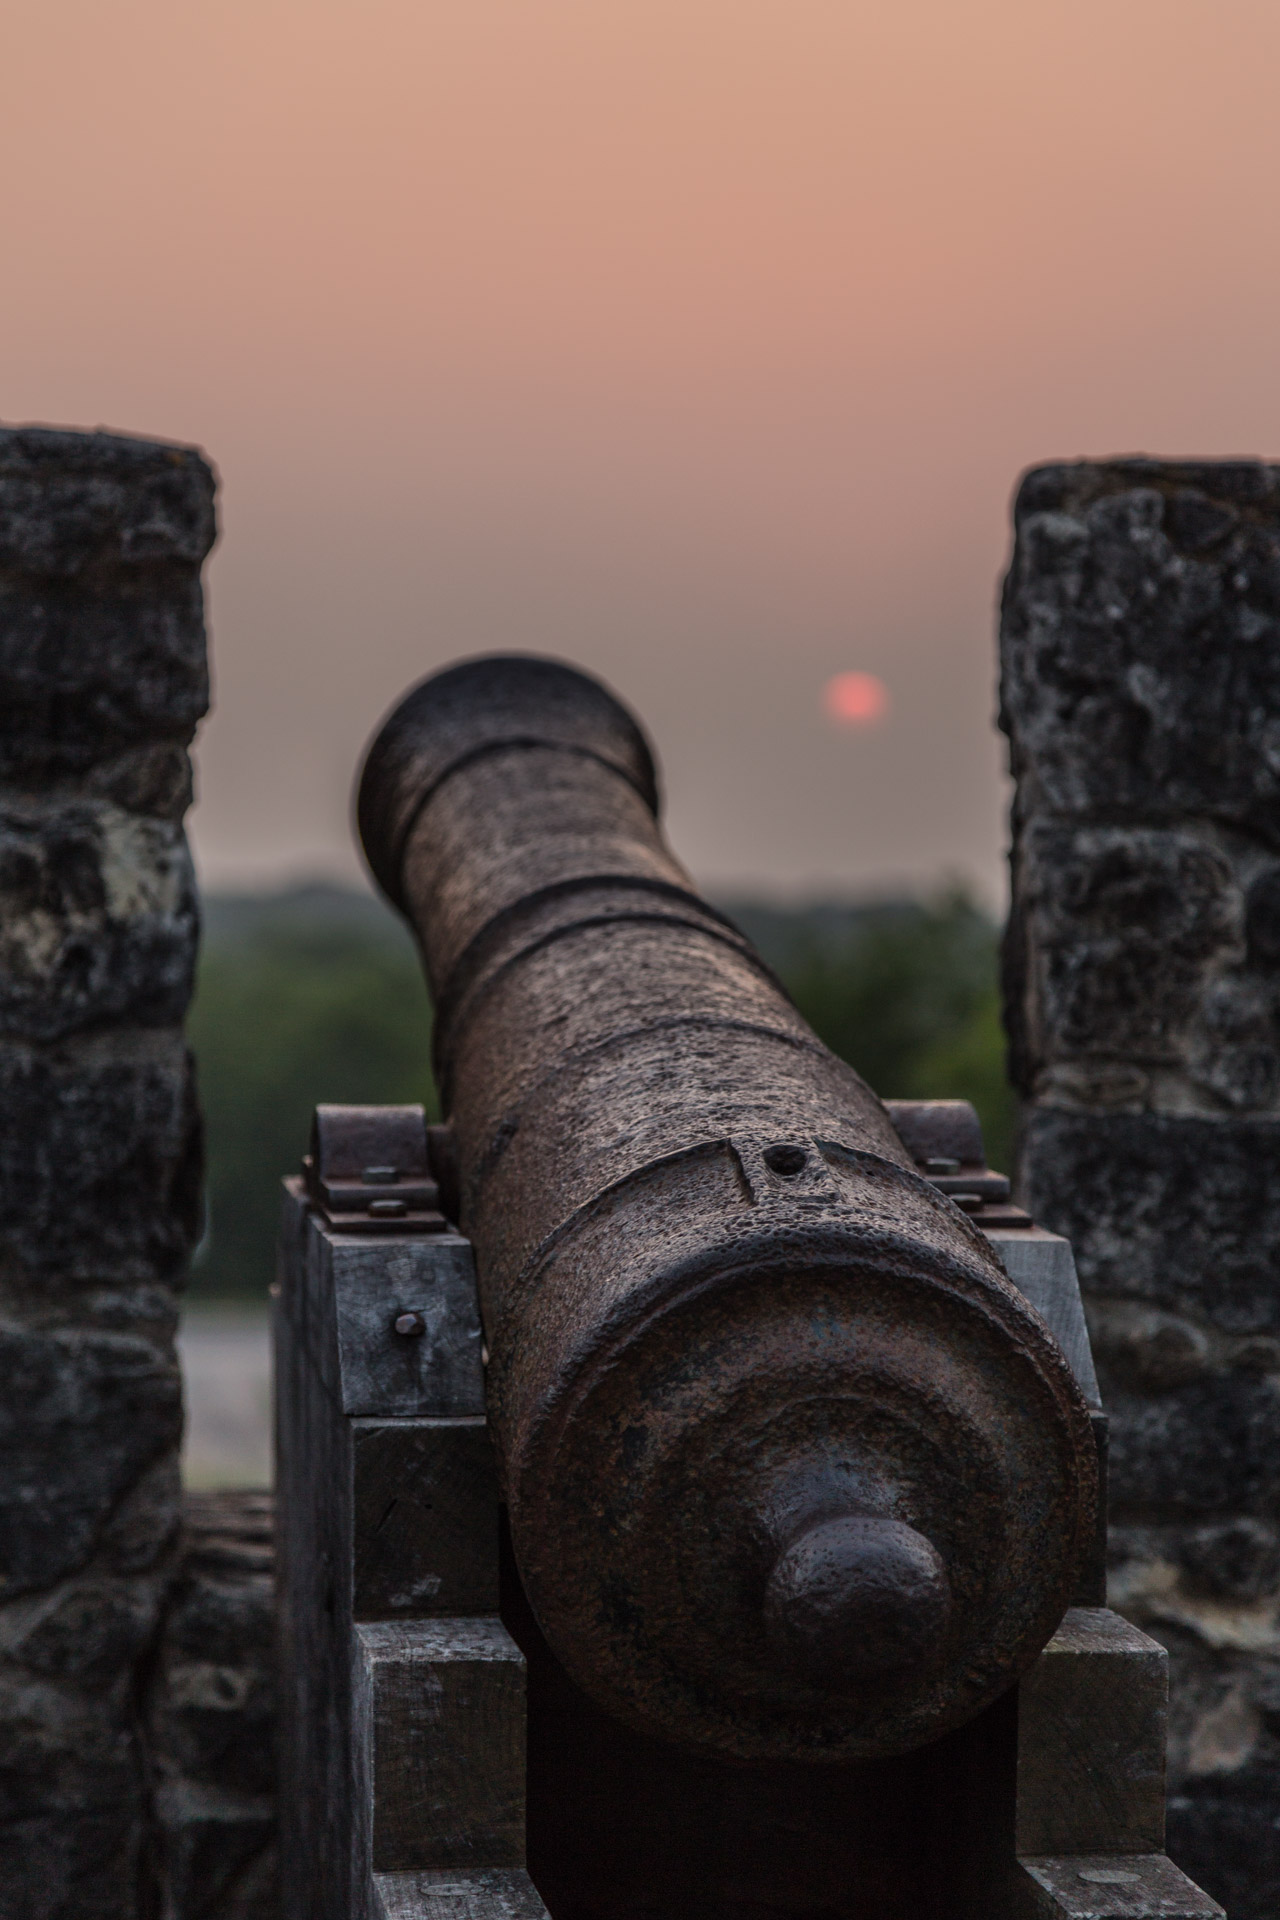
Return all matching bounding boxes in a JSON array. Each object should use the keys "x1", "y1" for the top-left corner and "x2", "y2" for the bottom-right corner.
[
  {"x1": 276, "y1": 655, "x2": 1223, "y2": 1920},
  {"x1": 355, "y1": 653, "x2": 1095, "y2": 1762}
]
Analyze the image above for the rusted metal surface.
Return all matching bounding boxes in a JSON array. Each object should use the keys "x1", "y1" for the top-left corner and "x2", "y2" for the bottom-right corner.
[
  {"x1": 306, "y1": 1103, "x2": 447, "y2": 1234},
  {"x1": 885, "y1": 1098, "x2": 1031, "y2": 1227},
  {"x1": 357, "y1": 655, "x2": 1097, "y2": 1762}
]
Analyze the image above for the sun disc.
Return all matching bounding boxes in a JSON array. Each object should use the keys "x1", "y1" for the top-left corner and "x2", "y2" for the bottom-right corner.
[{"x1": 823, "y1": 672, "x2": 890, "y2": 727}]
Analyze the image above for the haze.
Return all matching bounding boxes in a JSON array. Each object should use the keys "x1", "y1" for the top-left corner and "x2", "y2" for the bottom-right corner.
[{"x1": 5, "y1": 1, "x2": 1279, "y2": 902}]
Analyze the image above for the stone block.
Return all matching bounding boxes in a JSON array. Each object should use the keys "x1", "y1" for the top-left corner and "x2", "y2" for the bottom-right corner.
[
  {"x1": 1085, "y1": 1303, "x2": 1216, "y2": 1395},
  {"x1": 1103, "y1": 1515, "x2": 1280, "y2": 1920},
  {"x1": 77, "y1": 741, "x2": 196, "y2": 822},
  {"x1": 1104, "y1": 1378, "x2": 1280, "y2": 1518},
  {"x1": 0, "y1": 1035, "x2": 201, "y2": 1279},
  {"x1": 0, "y1": 1809, "x2": 146, "y2": 1920},
  {"x1": 1008, "y1": 821, "x2": 1251, "y2": 1096},
  {"x1": 161, "y1": 1494, "x2": 274, "y2": 1657},
  {"x1": 1006, "y1": 813, "x2": 1280, "y2": 1115},
  {"x1": 151, "y1": 1494, "x2": 277, "y2": 1800},
  {"x1": 157, "y1": 1653, "x2": 275, "y2": 1802},
  {"x1": 0, "y1": 1673, "x2": 147, "y2": 1919},
  {"x1": 0, "y1": 420, "x2": 212, "y2": 1920},
  {"x1": 1178, "y1": 1520, "x2": 1280, "y2": 1603},
  {"x1": 0, "y1": 1574, "x2": 165, "y2": 1692},
  {"x1": 155, "y1": 1780, "x2": 276, "y2": 1920},
  {"x1": 1168, "y1": 1780, "x2": 1280, "y2": 1920},
  {"x1": 1001, "y1": 460, "x2": 1280, "y2": 841},
  {"x1": 0, "y1": 427, "x2": 214, "y2": 779},
  {"x1": 1019, "y1": 1107, "x2": 1280, "y2": 1335},
  {"x1": 0, "y1": 1673, "x2": 139, "y2": 1816},
  {"x1": 1003, "y1": 456, "x2": 1280, "y2": 1916},
  {"x1": 98, "y1": 1452, "x2": 184, "y2": 1573},
  {"x1": 1149, "y1": 1641, "x2": 1280, "y2": 1916},
  {"x1": 0, "y1": 428, "x2": 215, "y2": 576},
  {"x1": 0, "y1": 1323, "x2": 181, "y2": 1596},
  {"x1": 0, "y1": 800, "x2": 197, "y2": 1041},
  {"x1": 148, "y1": 1494, "x2": 279, "y2": 1919}
]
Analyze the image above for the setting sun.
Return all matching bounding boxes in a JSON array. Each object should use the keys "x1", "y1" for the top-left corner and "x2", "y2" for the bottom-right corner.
[{"x1": 823, "y1": 672, "x2": 890, "y2": 728}]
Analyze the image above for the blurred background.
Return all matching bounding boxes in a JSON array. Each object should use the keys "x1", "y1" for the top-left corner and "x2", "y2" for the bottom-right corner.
[{"x1": 8, "y1": 0, "x2": 1280, "y2": 1478}]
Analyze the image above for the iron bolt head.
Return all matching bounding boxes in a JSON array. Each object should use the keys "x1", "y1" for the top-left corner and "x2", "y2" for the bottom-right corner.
[{"x1": 394, "y1": 1310, "x2": 427, "y2": 1337}]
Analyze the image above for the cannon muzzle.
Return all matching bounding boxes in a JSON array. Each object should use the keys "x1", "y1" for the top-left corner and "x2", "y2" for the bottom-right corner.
[{"x1": 357, "y1": 655, "x2": 1096, "y2": 1762}]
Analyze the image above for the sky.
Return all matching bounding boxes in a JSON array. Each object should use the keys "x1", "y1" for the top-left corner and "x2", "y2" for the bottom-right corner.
[{"x1": 5, "y1": 1, "x2": 1280, "y2": 905}]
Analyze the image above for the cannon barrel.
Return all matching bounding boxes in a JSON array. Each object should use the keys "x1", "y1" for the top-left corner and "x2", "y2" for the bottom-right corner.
[{"x1": 357, "y1": 655, "x2": 1096, "y2": 1762}]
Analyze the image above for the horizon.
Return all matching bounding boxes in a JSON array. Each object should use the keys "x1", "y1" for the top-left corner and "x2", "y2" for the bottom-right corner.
[
  {"x1": 196, "y1": 868, "x2": 989, "y2": 908},
  {"x1": 7, "y1": 1, "x2": 1280, "y2": 906}
]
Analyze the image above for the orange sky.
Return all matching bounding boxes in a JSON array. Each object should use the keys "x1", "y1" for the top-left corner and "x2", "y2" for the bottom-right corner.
[{"x1": 5, "y1": 1, "x2": 1280, "y2": 900}]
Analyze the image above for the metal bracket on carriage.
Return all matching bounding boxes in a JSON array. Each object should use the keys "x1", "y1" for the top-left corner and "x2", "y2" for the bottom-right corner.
[
  {"x1": 884, "y1": 1099, "x2": 1031, "y2": 1229},
  {"x1": 303, "y1": 1102, "x2": 455, "y2": 1233}
]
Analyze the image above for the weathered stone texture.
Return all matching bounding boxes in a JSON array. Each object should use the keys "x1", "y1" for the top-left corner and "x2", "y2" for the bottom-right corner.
[
  {"x1": 0, "y1": 1037, "x2": 201, "y2": 1282},
  {"x1": 1021, "y1": 1110, "x2": 1280, "y2": 1336},
  {"x1": 0, "y1": 1326, "x2": 182, "y2": 1596},
  {"x1": 0, "y1": 800, "x2": 198, "y2": 1040},
  {"x1": 147, "y1": 1493, "x2": 277, "y2": 1920},
  {"x1": 1002, "y1": 457, "x2": 1280, "y2": 1917},
  {"x1": 0, "y1": 426, "x2": 214, "y2": 1919},
  {"x1": 0, "y1": 429, "x2": 214, "y2": 781},
  {"x1": 1002, "y1": 460, "x2": 1280, "y2": 837}
]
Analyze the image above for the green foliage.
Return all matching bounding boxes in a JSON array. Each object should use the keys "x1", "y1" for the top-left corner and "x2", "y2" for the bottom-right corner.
[
  {"x1": 186, "y1": 885, "x2": 1015, "y2": 1300},
  {"x1": 773, "y1": 891, "x2": 1017, "y2": 1174},
  {"x1": 188, "y1": 916, "x2": 436, "y2": 1298}
]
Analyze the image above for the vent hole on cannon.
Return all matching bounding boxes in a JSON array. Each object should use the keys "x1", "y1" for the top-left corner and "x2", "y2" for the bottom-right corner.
[{"x1": 764, "y1": 1143, "x2": 808, "y2": 1176}]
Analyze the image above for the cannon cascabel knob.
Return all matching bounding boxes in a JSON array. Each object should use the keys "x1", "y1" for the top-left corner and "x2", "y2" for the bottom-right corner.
[{"x1": 764, "y1": 1515, "x2": 952, "y2": 1686}]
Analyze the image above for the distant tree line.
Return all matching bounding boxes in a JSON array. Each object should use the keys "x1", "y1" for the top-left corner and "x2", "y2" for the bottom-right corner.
[{"x1": 188, "y1": 884, "x2": 1014, "y2": 1299}]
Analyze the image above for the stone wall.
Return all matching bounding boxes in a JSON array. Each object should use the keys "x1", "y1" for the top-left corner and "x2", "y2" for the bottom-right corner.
[
  {"x1": 11, "y1": 428, "x2": 1279, "y2": 1913},
  {"x1": 1001, "y1": 457, "x2": 1280, "y2": 1919},
  {"x1": 147, "y1": 1492, "x2": 277, "y2": 1919},
  {"x1": 0, "y1": 426, "x2": 215, "y2": 1917}
]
